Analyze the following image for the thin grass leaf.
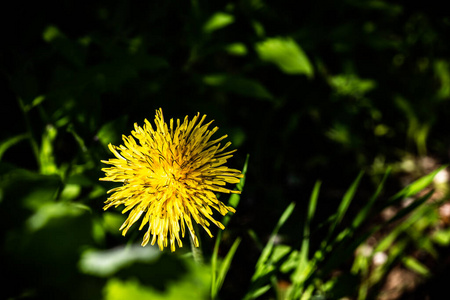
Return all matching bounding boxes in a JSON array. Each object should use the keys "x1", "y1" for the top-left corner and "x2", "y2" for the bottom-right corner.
[
  {"x1": 0, "y1": 134, "x2": 28, "y2": 161},
  {"x1": 366, "y1": 240, "x2": 408, "y2": 298},
  {"x1": 333, "y1": 171, "x2": 364, "y2": 230},
  {"x1": 322, "y1": 189, "x2": 434, "y2": 275},
  {"x1": 222, "y1": 154, "x2": 249, "y2": 227},
  {"x1": 213, "y1": 237, "x2": 241, "y2": 297},
  {"x1": 325, "y1": 169, "x2": 389, "y2": 256},
  {"x1": 255, "y1": 202, "x2": 296, "y2": 272},
  {"x1": 244, "y1": 203, "x2": 296, "y2": 300},
  {"x1": 318, "y1": 172, "x2": 364, "y2": 262},
  {"x1": 375, "y1": 197, "x2": 432, "y2": 253},
  {"x1": 211, "y1": 155, "x2": 249, "y2": 299},
  {"x1": 301, "y1": 181, "x2": 321, "y2": 259},
  {"x1": 248, "y1": 229, "x2": 264, "y2": 250},
  {"x1": 402, "y1": 256, "x2": 431, "y2": 277},
  {"x1": 386, "y1": 190, "x2": 434, "y2": 225},
  {"x1": 290, "y1": 181, "x2": 321, "y2": 290},
  {"x1": 389, "y1": 165, "x2": 446, "y2": 204},
  {"x1": 352, "y1": 167, "x2": 391, "y2": 229},
  {"x1": 245, "y1": 285, "x2": 271, "y2": 300}
]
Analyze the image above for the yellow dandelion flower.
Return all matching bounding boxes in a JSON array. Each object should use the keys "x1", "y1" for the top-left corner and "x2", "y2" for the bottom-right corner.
[{"x1": 100, "y1": 108, "x2": 242, "y2": 251}]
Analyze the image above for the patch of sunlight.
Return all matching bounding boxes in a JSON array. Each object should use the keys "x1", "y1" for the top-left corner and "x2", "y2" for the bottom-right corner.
[
  {"x1": 79, "y1": 244, "x2": 161, "y2": 277},
  {"x1": 255, "y1": 37, "x2": 314, "y2": 77},
  {"x1": 434, "y1": 168, "x2": 449, "y2": 184}
]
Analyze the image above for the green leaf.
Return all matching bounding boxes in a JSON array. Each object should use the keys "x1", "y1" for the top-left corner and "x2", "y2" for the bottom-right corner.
[
  {"x1": 255, "y1": 202, "x2": 295, "y2": 274},
  {"x1": 291, "y1": 181, "x2": 321, "y2": 283},
  {"x1": 26, "y1": 202, "x2": 86, "y2": 231},
  {"x1": 0, "y1": 167, "x2": 62, "y2": 210},
  {"x1": 213, "y1": 237, "x2": 241, "y2": 297},
  {"x1": 244, "y1": 203, "x2": 295, "y2": 300},
  {"x1": 246, "y1": 285, "x2": 271, "y2": 300},
  {"x1": 203, "y1": 12, "x2": 235, "y2": 33},
  {"x1": 0, "y1": 134, "x2": 28, "y2": 161},
  {"x1": 386, "y1": 190, "x2": 434, "y2": 225},
  {"x1": 328, "y1": 74, "x2": 376, "y2": 97},
  {"x1": 97, "y1": 116, "x2": 129, "y2": 147},
  {"x1": 328, "y1": 172, "x2": 364, "y2": 237},
  {"x1": 104, "y1": 258, "x2": 210, "y2": 300},
  {"x1": 40, "y1": 124, "x2": 58, "y2": 175},
  {"x1": 225, "y1": 43, "x2": 248, "y2": 56},
  {"x1": 79, "y1": 244, "x2": 161, "y2": 277},
  {"x1": 402, "y1": 256, "x2": 430, "y2": 277},
  {"x1": 211, "y1": 155, "x2": 248, "y2": 299},
  {"x1": 432, "y1": 228, "x2": 450, "y2": 245},
  {"x1": 255, "y1": 37, "x2": 314, "y2": 77},
  {"x1": 352, "y1": 168, "x2": 390, "y2": 229},
  {"x1": 389, "y1": 166, "x2": 446, "y2": 203}
]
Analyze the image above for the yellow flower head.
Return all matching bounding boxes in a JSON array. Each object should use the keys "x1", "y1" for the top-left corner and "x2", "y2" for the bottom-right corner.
[{"x1": 100, "y1": 108, "x2": 242, "y2": 251}]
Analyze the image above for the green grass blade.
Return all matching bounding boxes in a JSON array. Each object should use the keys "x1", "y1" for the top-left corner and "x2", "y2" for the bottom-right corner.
[
  {"x1": 328, "y1": 171, "x2": 364, "y2": 237},
  {"x1": 301, "y1": 180, "x2": 321, "y2": 260},
  {"x1": 211, "y1": 155, "x2": 249, "y2": 299},
  {"x1": 336, "y1": 171, "x2": 364, "y2": 227},
  {"x1": 375, "y1": 198, "x2": 432, "y2": 253},
  {"x1": 243, "y1": 285, "x2": 271, "y2": 300},
  {"x1": 388, "y1": 165, "x2": 446, "y2": 204},
  {"x1": 290, "y1": 181, "x2": 321, "y2": 289},
  {"x1": 213, "y1": 237, "x2": 242, "y2": 297},
  {"x1": 352, "y1": 167, "x2": 391, "y2": 229},
  {"x1": 0, "y1": 134, "x2": 28, "y2": 161},
  {"x1": 402, "y1": 256, "x2": 431, "y2": 277},
  {"x1": 318, "y1": 172, "x2": 363, "y2": 260},
  {"x1": 244, "y1": 202, "x2": 296, "y2": 300},
  {"x1": 386, "y1": 189, "x2": 434, "y2": 225},
  {"x1": 255, "y1": 202, "x2": 296, "y2": 272}
]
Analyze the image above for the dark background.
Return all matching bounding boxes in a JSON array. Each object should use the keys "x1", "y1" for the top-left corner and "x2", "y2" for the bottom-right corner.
[{"x1": 1, "y1": 1, "x2": 450, "y2": 299}]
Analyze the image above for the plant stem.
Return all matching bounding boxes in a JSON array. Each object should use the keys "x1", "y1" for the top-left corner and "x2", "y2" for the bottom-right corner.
[{"x1": 190, "y1": 222, "x2": 204, "y2": 264}]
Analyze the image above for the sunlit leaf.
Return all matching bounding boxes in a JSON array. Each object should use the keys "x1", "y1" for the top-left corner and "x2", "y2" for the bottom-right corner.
[
  {"x1": 255, "y1": 37, "x2": 314, "y2": 77},
  {"x1": 225, "y1": 43, "x2": 248, "y2": 56},
  {"x1": 329, "y1": 74, "x2": 376, "y2": 97},
  {"x1": 79, "y1": 244, "x2": 161, "y2": 277},
  {"x1": 40, "y1": 124, "x2": 58, "y2": 175},
  {"x1": 402, "y1": 256, "x2": 431, "y2": 277},
  {"x1": 26, "y1": 202, "x2": 85, "y2": 231},
  {"x1": 97, "y1": 116, "x2": 128, "y2": 147},
  {"x1": 203, "y1": 12, "x2": 235, "y2": 33},
  {"x1": 211, "y1": 156, "x2": 248, "y2": 299},
  {"x1": 389, "y1": 166, "x2": 445, "y2": 202},
  {"x1": 214, "y1": 237, "x2": 241, "y2": 296},
  {"x1": 104, "y1": 258, "x2": 210, "y2": 300}
]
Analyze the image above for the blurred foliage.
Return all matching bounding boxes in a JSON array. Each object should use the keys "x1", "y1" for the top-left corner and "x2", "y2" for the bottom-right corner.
[{"x1": 2, "y1": 0, "x2": 450, "y2": 299}]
